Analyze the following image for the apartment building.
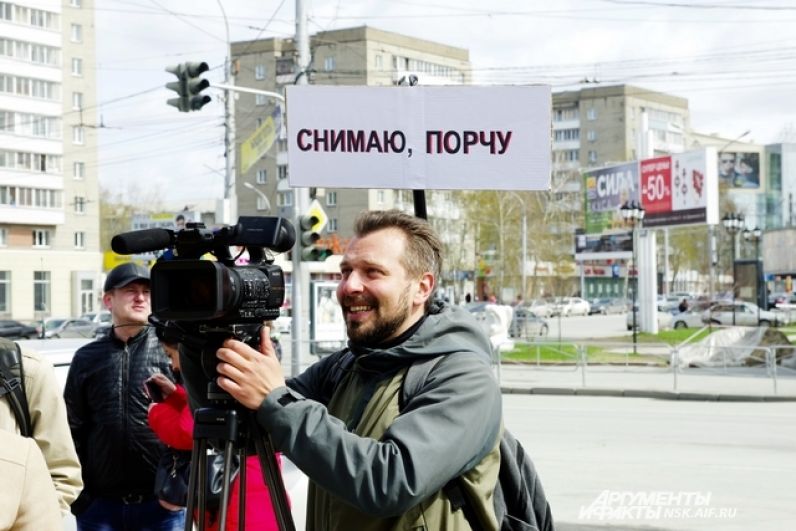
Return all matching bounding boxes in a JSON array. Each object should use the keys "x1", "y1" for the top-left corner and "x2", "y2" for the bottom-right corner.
[{"x1": 0, "y1": 0, "x2": 100, "y2": 320}]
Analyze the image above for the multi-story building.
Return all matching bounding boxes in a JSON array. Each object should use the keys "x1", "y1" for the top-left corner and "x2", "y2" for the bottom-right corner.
[{"x1": 0, "y1": 0, "x2": 100, "y2": 320}]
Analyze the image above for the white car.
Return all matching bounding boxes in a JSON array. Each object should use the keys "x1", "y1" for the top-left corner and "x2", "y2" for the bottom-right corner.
[
  {"x1": 626, "y1": 307, "x2": 674, "y2": 330},
  {"x1": 556, "y1": 297, "x2": 591, "y2": 317},
  {"x1": 702, "y1": 301, "x2": 785, "y2": 327}
]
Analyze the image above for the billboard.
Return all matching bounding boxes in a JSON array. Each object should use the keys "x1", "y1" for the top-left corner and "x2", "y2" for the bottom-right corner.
[
  {"x1": 718, "y1": 151, "x2": 760, "y2": 189},
  {"x1": 286, "y1": 85, "x2": 552, "y2": 191},
  {"x1": 640, "y1": 148, "x2": 719, "y2": 228},
  {"x1": 574, "y1": 229, "x2": 632, "y2": 261},
  {"x1": 583, "y1": 162, "x2": 640, "y2": 234}
]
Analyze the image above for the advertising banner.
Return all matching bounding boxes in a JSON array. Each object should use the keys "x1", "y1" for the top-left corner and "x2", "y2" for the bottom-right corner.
[
  {"x1": 240, "y1": 105, "x2": 282, "y2": 174},
  {"x1": 311, "y1": 281, "x2": 346, "y2": 351},
  {"x1": 583, "y1": 162, "x2": 640, "y2": 234},
  {"x1": 640, "y1": 148, "x2": 719, "y2": 228},
  {"x1": 286, "y1": 85, "x2": 551, "y2": 190},
  {"x1": 718, "y1": 151, "x2": 760, "y2": 189},
  {"x1": 574, "y1": 229, "x2": 633, "y2": 261}
]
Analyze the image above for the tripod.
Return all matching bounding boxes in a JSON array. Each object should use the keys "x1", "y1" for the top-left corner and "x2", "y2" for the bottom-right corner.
[{"x1": 183, "y1": 404, "x2": 295, "y2": 531}]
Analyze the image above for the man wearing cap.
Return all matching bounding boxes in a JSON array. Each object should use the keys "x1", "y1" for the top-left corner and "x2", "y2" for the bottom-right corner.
[{"x1": 64, "y1": 262, "x2": 183, "y2": 530}]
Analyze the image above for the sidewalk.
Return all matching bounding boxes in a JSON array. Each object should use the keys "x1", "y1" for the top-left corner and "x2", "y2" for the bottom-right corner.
[{"x1": 495, "y1": 362, "x2": 796, "y2": 401}]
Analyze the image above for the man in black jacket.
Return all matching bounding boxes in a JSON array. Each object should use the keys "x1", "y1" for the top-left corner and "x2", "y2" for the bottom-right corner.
[{"x1": 64, "y1": 262, "x2": 184, "y2": 529}]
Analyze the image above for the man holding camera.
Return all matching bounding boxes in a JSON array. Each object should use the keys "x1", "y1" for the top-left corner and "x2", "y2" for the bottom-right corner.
[
  {"x1": 64, "y1": 262, "x2": 183, "y2": 530},
  {"x1": 211, "y1": 210, "x2": 503, "y2": 530}
]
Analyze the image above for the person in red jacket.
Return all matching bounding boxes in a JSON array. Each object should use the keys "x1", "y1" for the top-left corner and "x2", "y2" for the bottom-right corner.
[{"x1": 147, "y1": 337, "x2": 285, "y2": 530}]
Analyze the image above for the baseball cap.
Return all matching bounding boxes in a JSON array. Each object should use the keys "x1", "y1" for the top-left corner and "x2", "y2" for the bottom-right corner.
[{"x1": 104, "y1": 262, "x2": 150, "y2": 292}]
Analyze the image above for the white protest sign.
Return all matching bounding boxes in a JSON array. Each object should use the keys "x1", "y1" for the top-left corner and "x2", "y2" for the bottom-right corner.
[{"x1": 286, "y1": 85, "x2": 551, "y2": 191}]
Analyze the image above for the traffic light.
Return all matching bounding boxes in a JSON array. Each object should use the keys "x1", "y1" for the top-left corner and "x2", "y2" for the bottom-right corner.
[
  {"x1": 298, "y1": 215, "x2": 332, "y2": 261},
  {"x1": 165, "y1": 62, "x2": 211, "y2": 112}
]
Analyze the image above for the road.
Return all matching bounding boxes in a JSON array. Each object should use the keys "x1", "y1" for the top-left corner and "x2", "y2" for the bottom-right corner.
[
  {"x1": 506, "y1": 394, "x2": 796, "y2": 531},
  {"x1": 25, "y1": 333, "x2": 796, "y2": 531}
]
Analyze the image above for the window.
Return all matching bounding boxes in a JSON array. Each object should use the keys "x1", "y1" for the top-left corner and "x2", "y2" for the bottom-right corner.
[
  {"x1": 32, "y1": 229, "x2": 50, "y2": 247},
  {"x1": 588, "y1": 150, "x2": 598, "y2": 163},
  {"x1": 70, "y1": 23, "x2": 82, "y2": 42},
  {"x1": 277, "y1": 165, "x2": 287, "y2": 180},
  {"x1": 71, "y1": 57, "x2": 82, "y2": 76},
  {"x1": 0, "y1": 270, "x2": 8, "y2": 313},
  {"x1": 72, "y1": 92, "x2": 83, "y2": 110},
  {"x1": 586, "y1": 108, "x2": 596, "y2": 121},
  {"x1": 72, "y1": 126, "x2": 84, "y2": 144},
  {"x1": 74, "y1": 231, "x2": 85, "y2": 248},
  {"x1": 73, "y1": 196, "x2": 86, "y2": 213},
  {"x1": 587, "y1": 130, "x2": 597, "y2": 142},
  {"x1": 0, "y1": 228, "x2": 6, "y2": 246},
  {"x1": 277, "y1": 191, "x2": 293, "y2": 207},
  {"x1": 374, "y1": 55, "x2": 383, "y2": 71},
  {"x1": 70, "y1": 0, "x2": 82, "y2": 7},
  {"x1": 73, "y1": 161, "x2": 84, "y2": 179},
  {"x1": 377, "y1": 190, "x2": 385, "y2": 204},
  {"x1": 33, "y1": 271, "x2": 50, "y2": 312},
  {"x1": 326, "y1": 191, "x2": 337, "y2": 207},
  {"x1": 255, "y1": 93, "x2": 267, "y2": 106},
  {"x1": 323, "y1": 56, "x2": 335, "y2": 72},
  {"x1": 255, "y1": 169, "x2": 266, "y2": 184},
  {"x1": 256, "y1": 196, "x2": 268, "y2": 211},
  {"x1": 328, "y1": 218, "x2": 338, "y2": 232},
  {"x1": 254, "y1": 64, "x2": 266, "y2": 80}
]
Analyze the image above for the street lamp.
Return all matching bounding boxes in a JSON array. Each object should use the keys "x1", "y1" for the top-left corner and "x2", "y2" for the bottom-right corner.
[
  {"x1": 722, "y1": 212, "x2": 744, "y2": 325},
  {"x1": 243, "y1": 182, "x2": 271, "y2": 213},
  {"x1": 743, "y1": 226, "x2": 762, "y2": 322},
  {"x1": 620, "y1": 200, "x2": 645, "y2": 355}
]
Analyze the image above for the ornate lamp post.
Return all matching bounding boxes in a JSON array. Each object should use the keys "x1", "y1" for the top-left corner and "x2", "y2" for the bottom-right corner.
[
  {"x1": 743, "y1": 226, "x2": 762, "y2": 322},
  {"x1": 621, "y1": 200, "x2": 645, "y2": 355},
  {"x1": 722, "y1": 212, "x2": 744, "y2": 325}
]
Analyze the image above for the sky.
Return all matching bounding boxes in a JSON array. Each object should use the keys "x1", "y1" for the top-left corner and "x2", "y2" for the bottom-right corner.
[{"x1": 94, "y1": 0, "x2": 796, "y2": 206}]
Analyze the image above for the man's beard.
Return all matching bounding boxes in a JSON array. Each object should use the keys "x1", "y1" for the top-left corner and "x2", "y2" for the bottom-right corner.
[{"x1": 346, "y1": 287, "x2": 411, "y2": 346}]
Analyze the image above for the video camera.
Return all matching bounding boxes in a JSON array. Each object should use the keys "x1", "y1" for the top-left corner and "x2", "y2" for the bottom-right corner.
[{"x1": 111, "y1": 216, "x2": 295, "y2": 400}]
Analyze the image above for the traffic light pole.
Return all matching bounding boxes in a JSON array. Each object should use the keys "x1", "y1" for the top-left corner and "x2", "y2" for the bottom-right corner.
[{"x1": 290, "y1": 0, "x2": 311, "y2": 378}]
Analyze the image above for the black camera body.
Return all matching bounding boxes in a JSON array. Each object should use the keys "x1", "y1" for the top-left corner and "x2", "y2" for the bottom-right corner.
[
  {"x1": 151, "y1": 260, "x2": 285, "y2": 324},
  {"x1": 111, "y1": 216, "x2": 295, "y2": 401}
]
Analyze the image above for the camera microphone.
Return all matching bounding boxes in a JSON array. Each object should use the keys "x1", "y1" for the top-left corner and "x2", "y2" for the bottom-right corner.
[{"x1": 111, "y1": 229, "x2": 174, "y2": 254}]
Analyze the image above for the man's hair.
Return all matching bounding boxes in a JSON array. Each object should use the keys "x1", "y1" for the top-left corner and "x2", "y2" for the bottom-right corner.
[{"x1": 354, "y1": 209, "x2": 442, "y2": 307}]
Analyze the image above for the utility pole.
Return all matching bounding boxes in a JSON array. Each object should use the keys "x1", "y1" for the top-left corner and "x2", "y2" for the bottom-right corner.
[
  {"x1": 290, "y1": 0, "x2": 311, "y2": 377},
  {"x1": 222, "y1": 8, "x2": 235, "y2": 224}
]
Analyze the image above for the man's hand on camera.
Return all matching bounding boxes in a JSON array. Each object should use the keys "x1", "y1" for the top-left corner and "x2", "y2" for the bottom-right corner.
[{"x1": 215, "y1": 326, "x2": 285, "y2": 410}]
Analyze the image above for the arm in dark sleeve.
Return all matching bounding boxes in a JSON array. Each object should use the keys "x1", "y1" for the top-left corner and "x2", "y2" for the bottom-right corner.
[
  {"x1": 63, "y1": 355, "x2": 88, "y2": 464},
  {"x1": 257, "y1": 352, "x2": 502, "y2": 516}
]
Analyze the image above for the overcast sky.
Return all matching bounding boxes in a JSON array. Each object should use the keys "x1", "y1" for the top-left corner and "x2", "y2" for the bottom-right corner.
[{"x1": 95, "y1": 0, "x2": 796, "y2": 206}]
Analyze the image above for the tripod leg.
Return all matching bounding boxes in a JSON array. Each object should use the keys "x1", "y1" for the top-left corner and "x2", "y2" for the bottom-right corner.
[
  {"x1": 217, "y1": 439, "x2": 236, "y2": 530},
  {"x1": 237, "y1": 446, "x2": 247, "y2": 531},
  {"x1": 186, "y1": 438, "x2": 208, "y2": 531},
  {"x1": 253, "y1": 426, "x2": 295, "y2": 531}
]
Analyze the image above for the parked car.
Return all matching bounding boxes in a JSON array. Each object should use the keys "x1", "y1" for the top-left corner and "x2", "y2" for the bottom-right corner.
[
  {"x1": 552, "y1": 297, "x2": 591, "y2": 317},
  {"x1": 39, "y1": 318, "x2": 97, "y2": 339},
  {"x1": 0, "y1": 319, "x2": 38, "y2": 339},
  {"x1": 671, "y1": 301, "x2": 716, "y2": 329},
  {"x1": 702, "y1": 301, "x2": 785, "y2": 327},
  {"x1": 509, "y1": 307, "x2": 549, "y2": 338},
  {"x1": 626, "y1": 306, "x2": 674, "y2": 330},
  {"x1": 589, "y1": 298, "x2": 625, "y2": 315}
]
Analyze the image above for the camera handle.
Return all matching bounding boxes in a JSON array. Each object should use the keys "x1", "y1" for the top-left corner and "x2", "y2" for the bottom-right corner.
[{"x1": 184, "y1": 407, "x2": 295, "y2": 531}]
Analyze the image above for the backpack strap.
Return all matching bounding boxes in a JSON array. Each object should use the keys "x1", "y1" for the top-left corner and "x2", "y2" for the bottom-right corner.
[{"x1": 0, "y1": 339, "x2": 32, "y2": 437}]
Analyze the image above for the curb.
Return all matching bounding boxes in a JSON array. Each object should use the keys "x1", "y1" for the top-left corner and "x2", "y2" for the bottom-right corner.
[{"x1": 501, "y1": 386, "x2": 796, "y2": 402}]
